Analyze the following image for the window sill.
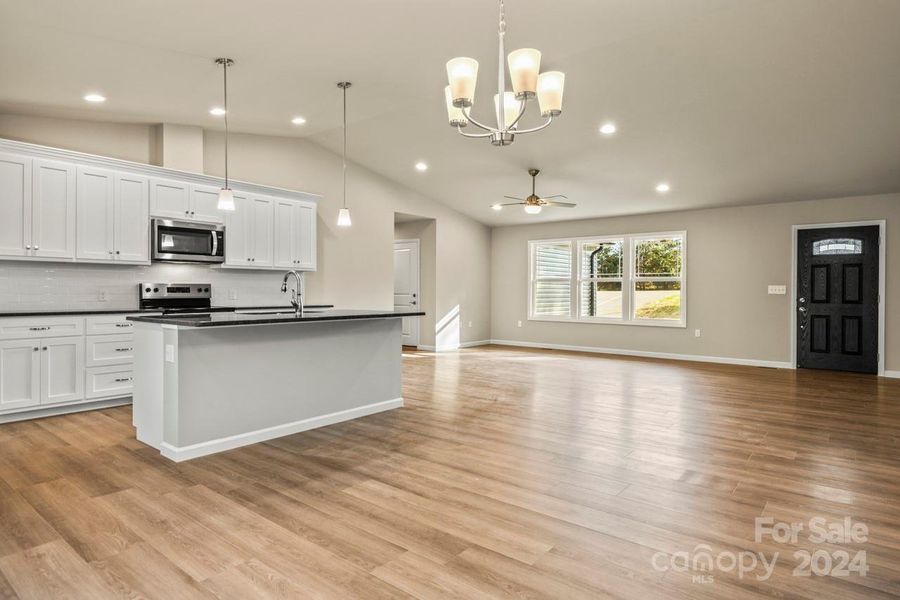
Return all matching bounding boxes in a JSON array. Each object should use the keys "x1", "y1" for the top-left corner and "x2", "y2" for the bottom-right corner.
[{"x1": 528, "y1": 316, "x2": 686, "y2": 329}]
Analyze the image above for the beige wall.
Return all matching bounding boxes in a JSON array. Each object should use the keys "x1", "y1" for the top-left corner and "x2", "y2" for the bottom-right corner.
[
  {"x1": 492, "y1": 193, "x2": 900, "y2": 371},
  {"x1": 394, "y1": 219, "x2": 437, "y2": 348},
  {"x1": 0, "y1": 113, "x2": 491, "y2": 346}
]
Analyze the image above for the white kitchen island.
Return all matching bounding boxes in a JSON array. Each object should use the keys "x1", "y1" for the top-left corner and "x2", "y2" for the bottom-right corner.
[{"x1": 128, "y1": 309, "x2": 423, "y2": 461}]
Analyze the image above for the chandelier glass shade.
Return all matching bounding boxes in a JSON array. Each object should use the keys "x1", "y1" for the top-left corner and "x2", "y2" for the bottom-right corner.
[{"x1": 444, "y1": 0, "x2": 564, "y2": 146}]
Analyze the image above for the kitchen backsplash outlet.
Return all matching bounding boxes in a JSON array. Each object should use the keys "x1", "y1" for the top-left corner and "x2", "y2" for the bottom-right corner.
[{"x1": 0, "y1": 262, "x2": 293, "y2": 312}]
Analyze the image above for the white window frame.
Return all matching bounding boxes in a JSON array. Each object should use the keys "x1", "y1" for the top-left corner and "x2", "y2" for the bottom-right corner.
[{"x1": 528, "y1": 230, "x2": 686, "y2": 328}]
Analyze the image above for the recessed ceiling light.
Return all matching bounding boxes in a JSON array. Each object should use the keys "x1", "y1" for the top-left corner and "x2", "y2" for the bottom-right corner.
[
  {"x1": 209, "y1": 107, "x2": 226, "y2": 116},
  {"x1": 415, "y1": 161, "x2": 428, "y2": 172},
  {"x1": 491, "y1": 204, "x2": 502, "y2": 211},
  {"x1": 655, "y1": 182, "x2": 671, "y2": 193},
  {"x1": 599, "y1": 122, "x2": 616, "y2": 135},
  {"x1": 83, "y1": 93, "x2": 106, "y2": 103},
  {"x1": 291, "y1": 116, "x2": 306, "y2": 125}
]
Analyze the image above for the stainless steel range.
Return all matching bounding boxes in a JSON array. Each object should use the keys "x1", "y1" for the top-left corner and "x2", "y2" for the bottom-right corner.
[{"x1": 139, "y1": 283, "x2": 231, "y2": 314}]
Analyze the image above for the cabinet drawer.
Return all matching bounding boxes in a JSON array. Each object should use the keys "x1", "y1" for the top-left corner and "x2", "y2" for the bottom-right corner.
[
  {"x1": 86, "y1": 365, "x2": 133, "y2": 399},
  {"x1": 0, "y1": 317, "x2": 84, "y2": 340},
  {"x1": 85, "y1": 334, "x2": 134, "y2": 367},
  {"x1": 85, "y1": 314, "x2": 144, "y2": 335}
]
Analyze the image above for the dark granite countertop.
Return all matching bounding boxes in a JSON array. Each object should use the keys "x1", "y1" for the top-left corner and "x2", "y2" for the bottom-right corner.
[
  {"x1": 127, "y1": 309, "x2": 425, "y2": 327},
  {"x1": 0, "y1": 305, "x2": 334, "y2": 318}
]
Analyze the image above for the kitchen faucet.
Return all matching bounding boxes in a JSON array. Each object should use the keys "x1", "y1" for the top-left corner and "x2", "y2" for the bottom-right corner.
[{"x1": 281, "y1": 270, "x2": 303, "y2": 315}]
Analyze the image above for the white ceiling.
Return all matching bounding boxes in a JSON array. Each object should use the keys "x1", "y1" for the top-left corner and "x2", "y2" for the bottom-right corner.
[{"x1": 2, "y1": 0, "x2": 899, "y2": 225}]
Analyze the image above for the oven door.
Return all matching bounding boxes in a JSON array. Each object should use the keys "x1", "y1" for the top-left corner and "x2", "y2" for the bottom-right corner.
[{"x1": 152, "y1": 219, "x2": 225, "y2": 263}]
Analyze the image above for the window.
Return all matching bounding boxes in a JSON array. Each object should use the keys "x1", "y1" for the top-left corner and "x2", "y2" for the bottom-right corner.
[
  {"x1": 812, "y1": 238, "x2": 862, "y2": 255},
  {"x1": 529, "y1": 231, "x2": 686, "y2": 327},
  {"x1": 530, "y1": 240, "x2": 572, "y2": 317}
]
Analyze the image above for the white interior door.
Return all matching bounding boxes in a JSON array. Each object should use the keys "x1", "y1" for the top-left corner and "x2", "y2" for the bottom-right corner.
[{"x1": 393, "y1": 240, "x2": 420, "y2": 347}]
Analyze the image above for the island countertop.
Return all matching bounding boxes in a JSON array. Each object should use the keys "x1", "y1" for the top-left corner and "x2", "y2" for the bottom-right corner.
[{"x1": 127, "y1": 308, "x2": 425, "y2": 327}]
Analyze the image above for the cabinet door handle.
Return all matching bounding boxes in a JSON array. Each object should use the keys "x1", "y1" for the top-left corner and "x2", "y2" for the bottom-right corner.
[
  {"x1": 114, "y1": 377, "x2": 133, "y2": 383},
  {"x1": 33, "y1": 347, "x2": 39, "y2": 352},
  {"x1": 25, "y1": 245, "x2": 31, "y2": 250},
  {"x1": 34, "y1": 246, "x2": 39, "y2": 250},
  {"x1": 29, "y1": 326, "x2": 49, "y2": 331},
  {"x1": 115, "y1": 323, "x2": 132, "y2": 328},
  {"x1": 114, "y1": 348, "x2": 133, "y2": 352},
  {"x1": 42, "y1": 347, "x2": 47, "y2": 351},
  {"x1": 116, "y1": 250, "x2": 121, "y2": 255}
]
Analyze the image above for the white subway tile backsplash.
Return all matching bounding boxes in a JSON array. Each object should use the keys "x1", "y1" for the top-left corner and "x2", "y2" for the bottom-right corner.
[{"x1": 0, "y1": 262, "x2": 296, "y2": 312}]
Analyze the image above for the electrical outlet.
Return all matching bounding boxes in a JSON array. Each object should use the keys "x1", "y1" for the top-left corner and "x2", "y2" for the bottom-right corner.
[
  {"x1": 468, "y1": 321, "x2": 473, "y2": 328},
  {"x1": 229, "y1": 290, "x2": 238, "y2": 301},
  {"x1": 165, "y1": 344, "x2": 175, "y2": 363},
  {"x1": 517, "y1": 320, "x2": 523, "y2": 328},
  {"x1": 99, "y1": 291, "x2": 108, "y2": 302},
  {"x1": 695, "y1": 329, "x2": 701, "y2": 338},
  {"x1": 768, "y1": 285, "x2": 786, "y2": 295}
]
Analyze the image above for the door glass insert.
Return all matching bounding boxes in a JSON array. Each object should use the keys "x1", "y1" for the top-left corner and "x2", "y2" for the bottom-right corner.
[{"x1": 812, "y1": 239, "x2": 862, "y2": 255}]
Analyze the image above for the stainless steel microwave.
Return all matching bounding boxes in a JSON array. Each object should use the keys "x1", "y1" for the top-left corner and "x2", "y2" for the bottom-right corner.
[{"x1": 151, "y1": 219, "x2": 225, "y2": 263}]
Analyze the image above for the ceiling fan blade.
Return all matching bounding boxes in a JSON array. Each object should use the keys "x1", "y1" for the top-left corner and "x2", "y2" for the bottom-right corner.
[
  {"x1": 544, "y1": 201, "x2": 577, "y2": 208},
  {"x1": 542, "y1": 194, "x2": 569, "y2": 200},
  {"x1": 500, "y1": 201, "x2": 526, "y2": 206},
  {"x1": 503, "y1": 195, "x2": 525, "y2": 201}
]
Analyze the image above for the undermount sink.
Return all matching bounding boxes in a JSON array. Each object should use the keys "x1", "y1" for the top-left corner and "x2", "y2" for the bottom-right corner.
[{"x1": 234, "y1": 308, "x2": 327, "y2": 315}]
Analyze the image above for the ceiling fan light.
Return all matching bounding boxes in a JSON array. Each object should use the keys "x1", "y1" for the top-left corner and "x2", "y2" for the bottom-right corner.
[
  {"x1": 491, "y1": 204, "x2": 503, "y2": 211},
  {"x1": 217, "y1": 188, "x2": 235, "y2": 211},
  {"x1": 537, "y1": 71, "x2": 565, "y2": 117},
  {"x1": 508, "y1": 48, "x2": 541, "y2": 98},
  {"x1": 524, "y1": 204, "x2": 542, "y2": 215},
  {"x1": 493, "y1": 92, "x2": 519, "y2": 128},
  {"x1": 444, "y1": 86, "x2": 467, "y2": 127},
  {"x1": 446, "y1": 57, "x2": 478, "y2": 107},
  {"x1": 337, "y1": 207, "x2": 352, "y2": 227}
]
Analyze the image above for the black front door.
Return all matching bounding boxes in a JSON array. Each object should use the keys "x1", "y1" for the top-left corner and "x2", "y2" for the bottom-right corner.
[{"x1": 797, "y1": 226, "x2": 879, "y2": 374}]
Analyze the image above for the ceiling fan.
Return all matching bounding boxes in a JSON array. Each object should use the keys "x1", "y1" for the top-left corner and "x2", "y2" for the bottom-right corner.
[{"x1": 493, "y1": 169, "x2": 575, "y2": 214}]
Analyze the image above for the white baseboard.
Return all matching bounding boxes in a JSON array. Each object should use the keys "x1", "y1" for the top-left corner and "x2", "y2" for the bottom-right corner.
[
  {"x1": 489, "y1": 339, "x2": 793, "y2": 369},
  {"x1": 884, "y1": 370, "x2": 900, "y2": 379},
  {"x1": 416, "y1": 340, "x2": 491, "y2": 352},
  {"x1": 0, "y1": 396, "x2": 131, "y2": 424},
  {"x1": 159, "y1": 397, "x2": 403, "y2": 462}
]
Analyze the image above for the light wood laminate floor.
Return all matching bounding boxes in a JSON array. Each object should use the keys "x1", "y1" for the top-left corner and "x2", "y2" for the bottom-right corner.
[{"x1": 1, "y1": 345, "x2": 899, "y2": 599}]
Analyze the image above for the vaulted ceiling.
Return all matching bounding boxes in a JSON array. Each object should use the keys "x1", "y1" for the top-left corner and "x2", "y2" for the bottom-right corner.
[{"x1": 2, "y1": 0, "x2": 899, "y2": 225}]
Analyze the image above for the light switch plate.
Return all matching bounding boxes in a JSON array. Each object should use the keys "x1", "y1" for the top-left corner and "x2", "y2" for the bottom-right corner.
[
  {"x1": 768, "y1": 285, "x2": 787, "y2": 295},
  {"x1": 165, "y1": 344, "x2": 175, "y2": 363}
]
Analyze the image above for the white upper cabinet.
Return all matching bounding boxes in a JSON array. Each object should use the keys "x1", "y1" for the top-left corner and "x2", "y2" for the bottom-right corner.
[
  {"x1": 0, "y1": 153, "x2": 31, "y2": 258},
  {"x1": 149, "y1": 178, "x2": 190, "y2": 220},
  {"x1": 189, "y1": 184, "x2": 225, "y2": 224},
  {"x1": 293, "y1": 201, "x2": 316, "y2": 270},
  {"x1": 0, "y1": 140, "x2": 318, "y2": 269},
  {"x1": 224, "y1": 194, "x2": 275, "y2": 268},
  {"x1": 76, "y1": 166, "x2": 116, "y2": 261},
  {"x1": 31, "y1": 159, "x2": 76, "y2": 259},
  {"x1": 250, "y1": 196, "x2": 274, "y2": 267},
  {"x1": 115, "y1": 173, "x2": 149, "y2": 263},
  {"x1": 273, "y1": 199, "x2": 316, "y2": 271},
  {"x1": 77, "y1": 168, "x2": 149, "y2": 264}
]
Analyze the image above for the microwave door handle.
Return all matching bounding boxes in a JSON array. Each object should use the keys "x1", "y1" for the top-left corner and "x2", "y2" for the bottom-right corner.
[{"x1": 211, "y1": 231, "x2": 218, "y2": 256}]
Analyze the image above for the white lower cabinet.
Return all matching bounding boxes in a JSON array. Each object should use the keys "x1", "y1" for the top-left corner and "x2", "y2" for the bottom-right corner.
[
  {"x1": 0, "y1": 313, "x2": 140, "y2": 418},
  {"x1": 86, "y1": 334, "x2": 134, "y2": 367},
  {"x1": 86, "y1": 365, "x2": 133, "y2": 400},
  {"x1": 0, "y1": 340, "x2": 41, "y2": 411},
  {"x1": 40, "y1": 336, "x2": 84, "y2": 405}
]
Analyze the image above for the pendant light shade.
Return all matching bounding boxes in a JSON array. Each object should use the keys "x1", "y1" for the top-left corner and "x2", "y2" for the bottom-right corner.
[
  {"x1": 217, "y1": 188, "x2": 235, "y2": 211},
  {"x1": 507, "y1": 48, "x2": 541, "y2": 98},
  {"x1": 337, "y1": 81, "x2": 353, "y2": 227},
  {"x1": 215, "y1": 57, "x2": 236, "y2": 211}
]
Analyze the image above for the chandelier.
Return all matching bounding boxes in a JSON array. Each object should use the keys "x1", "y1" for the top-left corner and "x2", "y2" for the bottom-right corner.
[{"x1": 444, "y1": 0, "x2": 565, "y2": 146}]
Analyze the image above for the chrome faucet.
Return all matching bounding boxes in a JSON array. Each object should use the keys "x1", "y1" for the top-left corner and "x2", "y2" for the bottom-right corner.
[{"x1": 281, "y1": 270, "x2": 303, "y2": 315}]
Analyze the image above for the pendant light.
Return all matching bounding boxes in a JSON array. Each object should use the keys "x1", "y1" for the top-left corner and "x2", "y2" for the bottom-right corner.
[
  {"x1": 215, "y1": 57, "x2": 236, "y2": 211},
  {"x1": 336, "y1": 81, "x2": 352, "y2": 227}
]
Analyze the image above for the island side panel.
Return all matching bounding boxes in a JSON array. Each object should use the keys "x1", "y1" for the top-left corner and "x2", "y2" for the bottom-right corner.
[{"x1": 167, "y1": 318, "x2": 402, "y2": 456}]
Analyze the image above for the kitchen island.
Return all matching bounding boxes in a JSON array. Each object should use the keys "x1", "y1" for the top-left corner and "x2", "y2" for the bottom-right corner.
[{"x1": 128, "y1": 309, "x2": 424, "y2": 461}]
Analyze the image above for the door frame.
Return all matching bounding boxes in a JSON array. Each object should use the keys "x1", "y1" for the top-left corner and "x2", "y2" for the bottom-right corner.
[
  {"x1": 790, "y1": 220, "x2": 886, "y2": 375},
  {"x1": 394, "y1": 238, "x2": 421, "y2": 347}
]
